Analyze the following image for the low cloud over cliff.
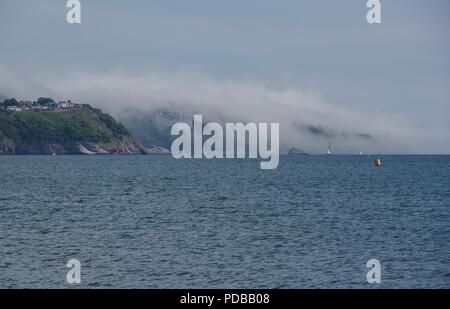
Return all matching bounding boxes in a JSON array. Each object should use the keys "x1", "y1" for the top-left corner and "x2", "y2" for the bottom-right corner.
[{"x1": 1, "y1": 67, "x2": 447, "y2": 154}]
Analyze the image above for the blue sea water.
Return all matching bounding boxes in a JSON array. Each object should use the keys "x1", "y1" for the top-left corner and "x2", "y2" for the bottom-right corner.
[{"x1": 0, "y1": 155, "x2": 449, "y2": 288}]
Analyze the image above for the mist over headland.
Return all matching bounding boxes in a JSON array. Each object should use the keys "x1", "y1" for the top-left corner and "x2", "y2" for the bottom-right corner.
[{"x1": 2, "y1": 68, "x2": 445, "y2": 154}]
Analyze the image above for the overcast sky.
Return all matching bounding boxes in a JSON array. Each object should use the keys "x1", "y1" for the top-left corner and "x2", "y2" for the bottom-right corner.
[{"x1": 0, "y1": 0, "x2": 449, "y2": 153}]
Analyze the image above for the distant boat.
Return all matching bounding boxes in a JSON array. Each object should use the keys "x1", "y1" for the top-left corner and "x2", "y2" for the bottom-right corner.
[
  {"x1": 359, "y1": 149, "x2": 363, "y2": 155},
  {"x1": 52, "y1": 152, "x2": 56, "y2": 156},
  {"x1": 326, "y1": 142, "x2": 334, "y2": 155}
]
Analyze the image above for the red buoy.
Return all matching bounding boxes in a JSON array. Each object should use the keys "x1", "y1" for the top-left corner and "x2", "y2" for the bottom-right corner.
[{"x1": 374, "y1": 158, "x2": 381, "y2": 167}]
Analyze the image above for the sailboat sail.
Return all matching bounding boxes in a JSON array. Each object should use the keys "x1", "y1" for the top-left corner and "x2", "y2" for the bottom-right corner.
[{"x1": 326, "y1": 142, "x2": 333, "y2": 155}]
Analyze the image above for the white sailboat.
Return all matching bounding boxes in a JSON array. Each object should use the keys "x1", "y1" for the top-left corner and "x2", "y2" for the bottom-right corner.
[
  {"x1": 326, "y1": 142, "x2": 334, "y2": 155},
  {"x1": 359, "y1": 149, "x2": 363, "y2": 155}
]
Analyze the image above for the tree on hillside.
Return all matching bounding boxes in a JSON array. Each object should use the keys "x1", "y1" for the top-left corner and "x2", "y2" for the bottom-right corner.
[
  {"x1": 3, "y1": 98, "x2": 18, "y2": 106},
  {"x1": 36, "y1": 97, "x2": 55, "y2": 105}
]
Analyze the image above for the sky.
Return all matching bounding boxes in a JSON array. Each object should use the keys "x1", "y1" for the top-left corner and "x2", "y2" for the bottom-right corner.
[{"x1": 0, "y1": 0, "x2": 449, "y2": 153}]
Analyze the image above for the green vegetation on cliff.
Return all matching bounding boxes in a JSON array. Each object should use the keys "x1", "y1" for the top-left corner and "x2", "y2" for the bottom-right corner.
[
  {"x1": 0, "y1": 105, "x2": 128, "y2": 143},
  {"x1": 0, "y1": 104, "x2": 145, "y2": 154}
]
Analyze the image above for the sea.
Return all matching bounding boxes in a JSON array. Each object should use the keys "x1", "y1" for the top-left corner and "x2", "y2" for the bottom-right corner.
[{"x1": 0, "y1": 155, "x2": 449, "y2": 288}]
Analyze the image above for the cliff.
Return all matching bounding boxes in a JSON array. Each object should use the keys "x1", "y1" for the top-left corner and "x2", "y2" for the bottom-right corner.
[{"x1": 0, "y1": 105, "x2": 147, "y2": 155}]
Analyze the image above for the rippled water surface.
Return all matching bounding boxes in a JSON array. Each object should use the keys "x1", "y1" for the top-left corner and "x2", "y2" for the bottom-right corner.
[{"x1": 0, "y1": 155, "x2": 449, "y2": 288}]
